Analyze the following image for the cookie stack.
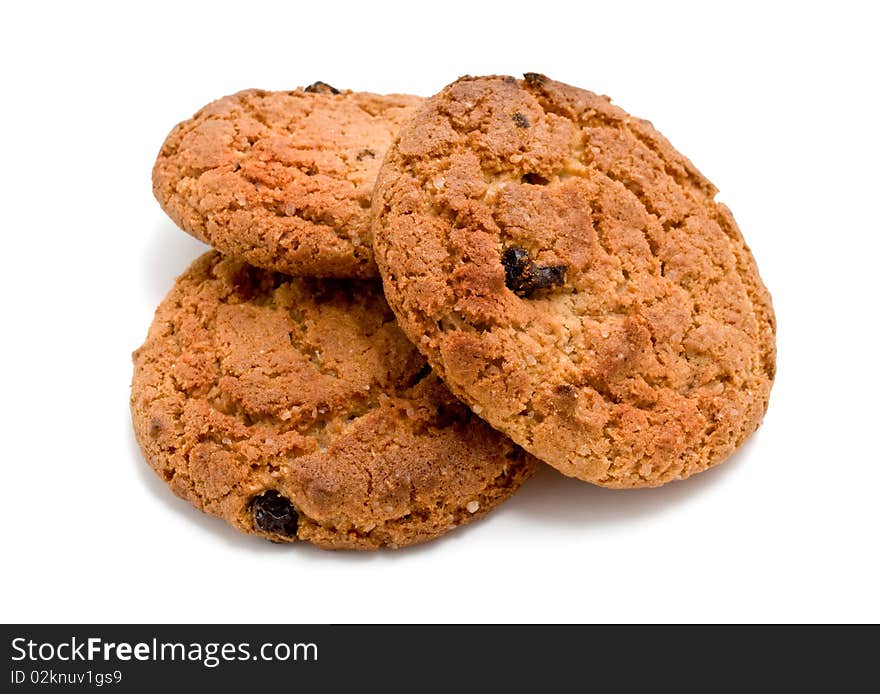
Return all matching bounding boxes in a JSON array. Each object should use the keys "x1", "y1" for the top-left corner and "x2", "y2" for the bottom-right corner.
[{"x1": 131, "y1": 75, "x2": 776, "y2": 550}]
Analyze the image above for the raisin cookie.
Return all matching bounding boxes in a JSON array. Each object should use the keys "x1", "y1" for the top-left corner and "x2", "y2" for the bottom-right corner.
[
  {"x1": 131, "y1": 252, "x2": 536, "y2": 549},
  {"x1": 372, "y1": 74, "x2": 776, "y2": 488},
  {"x1": 153, "y1": 84, "x2": 421, "y2": 278}
]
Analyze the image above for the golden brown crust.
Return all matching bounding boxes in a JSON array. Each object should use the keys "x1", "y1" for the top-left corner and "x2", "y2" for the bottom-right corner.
[
  {"x1": 152, "y1": 88, "x2": 421, "y2": 278},
  {"x1": 130, "y1": 252, "x2": 536, "y2": 549},
  {"x1": 373, "y1": 75, "x2": 776, "y2": 488}
]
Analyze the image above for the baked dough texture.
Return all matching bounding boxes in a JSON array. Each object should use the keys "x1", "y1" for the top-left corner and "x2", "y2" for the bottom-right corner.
[
  {"x1": 131, "y1": 252, "x2": 536, "y2": 549},
  {"x1": 153, "y1": 86, "x2": 421, "y2": 278},
  {"x1": 373, "y1": 74, "x2": 776, "y2": 488}
]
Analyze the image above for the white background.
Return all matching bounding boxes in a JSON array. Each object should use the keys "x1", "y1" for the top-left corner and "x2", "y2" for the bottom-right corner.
[{"x1": 2, "y1": 1, "x2": 878, "y2": 624}]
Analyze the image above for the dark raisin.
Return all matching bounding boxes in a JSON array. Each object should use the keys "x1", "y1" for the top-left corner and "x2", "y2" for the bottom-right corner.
[
  {"x1": 304, "y1": 81, "x2": 340, "y2": 95},
  {"x1": 511, "y1": 112, "x2": 530, "y2": 128},
  {"x1": 502, "y1": 247, "x2": 531, "y2": 287},
  {"x1": 252, "y1": 491, "x2": 299, "y2": 537},
  {"x1": 532, "y1": 263, "x2": 566, "y2": 289},
  {"x1": 523, "y1": 72, "x2": 547, "y2": 87},
  {"x1": 521, "y1": 172, "x2": 549, "y2": 185},
  {"x1": 502, "y1": 246, "x2": 567, "y2": 297},
  {"x1": 356, "y1": 148, "x2": 376, "y2": 161}
]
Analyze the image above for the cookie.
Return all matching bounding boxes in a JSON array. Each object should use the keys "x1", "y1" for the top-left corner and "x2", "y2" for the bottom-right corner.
[
  {"x1": 152, "y1": 85, "x2": 422, "y2": 278},
  {"x1": 372, "y1": 74, "x2": 776, "y2": 488},
  {"x1": 131, "y1": 252, "x2": 536, "y2": 549}
]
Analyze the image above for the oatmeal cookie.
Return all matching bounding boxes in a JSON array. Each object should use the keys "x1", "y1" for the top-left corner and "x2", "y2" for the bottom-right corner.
[
  {"x1": 131, "y1": 252, "x2": 536, "y2": 549},
  {"x1": 153, "y1": 85, "x2": 421, "y2": 277},
  {"x1": 372, "y1": 74, "x2": 775, "y2": 487}
]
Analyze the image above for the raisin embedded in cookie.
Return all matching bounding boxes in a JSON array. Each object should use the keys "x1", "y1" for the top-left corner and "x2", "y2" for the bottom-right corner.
[
  {"x1": 372, "y1": 74, "x2": 776, "y2": 488},
  {"x1": 152, "y1": 87, "x2": 421, "y2": 278},
  {"x1": 130, "y1": 252, "x2": 536, "y2": 549}
]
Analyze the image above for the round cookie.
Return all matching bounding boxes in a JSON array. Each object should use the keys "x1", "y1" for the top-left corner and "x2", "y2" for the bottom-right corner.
[
  {"x1": 372, "y1": 74, "x2": 776, "y2": 488},
  {"x1": 131, "y1": 252, "x2": 536, "y2": 550},
  {"x1": 152, "y1": 84, "x2": 421, "y2": 278}
]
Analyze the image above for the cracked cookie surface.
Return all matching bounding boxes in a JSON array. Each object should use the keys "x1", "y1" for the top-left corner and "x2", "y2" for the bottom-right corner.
[
  {"x1": 372, "y1": 75, "x2": 776, "y2": 488},
  {"x1": 153, "y1": 87, "x2": 421, "y2": 278},
  {"x1": 130, "y1": 252, "x2": 536, "y2": 549}
]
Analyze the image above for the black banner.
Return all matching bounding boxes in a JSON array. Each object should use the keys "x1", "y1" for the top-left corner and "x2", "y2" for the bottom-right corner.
[{"x1": 2, "y1": 625, "x2": 876, "y2": 689}]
